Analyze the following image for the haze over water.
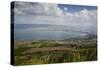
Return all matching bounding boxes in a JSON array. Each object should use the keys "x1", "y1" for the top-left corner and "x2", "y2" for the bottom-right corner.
[{"x1": 14, "y1": 24, "x2": 89, "y2": 40}]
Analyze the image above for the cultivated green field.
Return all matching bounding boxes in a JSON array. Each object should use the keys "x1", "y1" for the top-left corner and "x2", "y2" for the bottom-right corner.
[{"x1": 14, "y1": 37, "x2": 97, "y2": 65}]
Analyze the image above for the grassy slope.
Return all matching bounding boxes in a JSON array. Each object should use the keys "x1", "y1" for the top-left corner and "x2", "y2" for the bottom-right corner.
[{"x1": 14, "y1": 38, "x2": 97, "y2": 65}]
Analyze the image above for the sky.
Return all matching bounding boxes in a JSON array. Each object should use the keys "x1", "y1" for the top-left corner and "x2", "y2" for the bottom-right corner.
[{"x1": 11, "y1": 1, "x2": 97, "y2": 29}]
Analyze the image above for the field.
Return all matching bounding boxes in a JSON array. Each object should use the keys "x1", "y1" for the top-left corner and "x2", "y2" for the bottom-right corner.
[{"x1": 14, "y1": 37, "x2": 97, "y2": 65}]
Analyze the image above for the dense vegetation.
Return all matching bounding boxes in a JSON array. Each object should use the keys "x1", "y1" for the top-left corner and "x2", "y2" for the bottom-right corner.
[{"x1": 14, "y1": 37, "x2": 97, "y2": 65}]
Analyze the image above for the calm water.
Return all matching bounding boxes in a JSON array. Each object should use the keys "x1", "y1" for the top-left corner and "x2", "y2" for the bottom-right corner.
[{"x1": 14, "y1": 24, "x2": 86, "y2": 40}]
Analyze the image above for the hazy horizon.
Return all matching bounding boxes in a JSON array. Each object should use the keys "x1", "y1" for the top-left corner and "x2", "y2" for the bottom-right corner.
[{"x1": 12, "y1": 1, "x2": 97, "y2": 40}]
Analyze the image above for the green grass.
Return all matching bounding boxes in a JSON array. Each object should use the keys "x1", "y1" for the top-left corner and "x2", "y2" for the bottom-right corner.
[{"x1": 14, "y1": 39, "x2": 97, "y2": 65}]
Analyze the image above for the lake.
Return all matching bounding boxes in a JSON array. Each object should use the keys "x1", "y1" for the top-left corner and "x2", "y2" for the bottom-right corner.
[{"x1": 14, "y1": 24, "x2": 86, "y2": 40}]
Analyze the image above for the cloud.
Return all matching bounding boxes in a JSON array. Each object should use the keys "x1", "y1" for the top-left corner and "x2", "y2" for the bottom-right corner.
[
  {"x1": 14, "y1": 1, "x2": 64, "y2": 16},
  {"x1": 64, "y1": 9, "x2": 97, "y2": 26},
  {"x1": 14, "y1": 2, "x2": 97, "y2": 33}
]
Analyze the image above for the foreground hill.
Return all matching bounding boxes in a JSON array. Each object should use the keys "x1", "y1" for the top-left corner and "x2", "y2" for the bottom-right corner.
[{"x1": 14, "y1": 36, "x2": 97, "y2": 65}]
